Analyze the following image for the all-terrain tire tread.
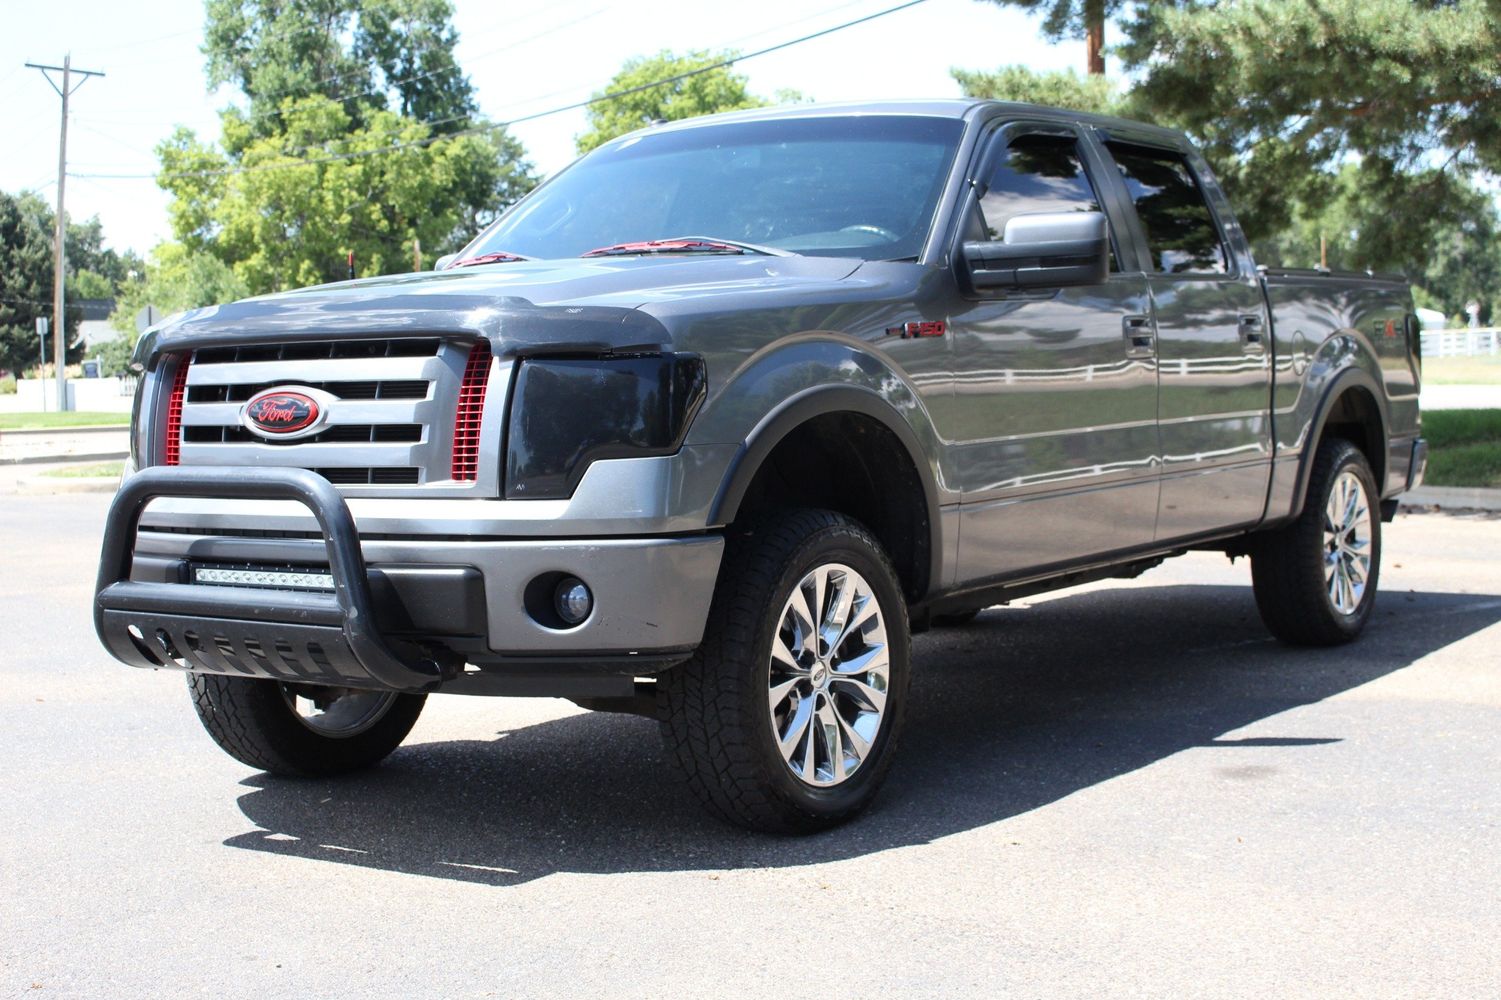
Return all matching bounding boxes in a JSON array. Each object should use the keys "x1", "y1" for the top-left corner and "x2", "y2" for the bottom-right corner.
[
  {"x1": 188, "y1": 672, "x2": 425, "y2": 777},
  {"x1": 658, "y1": 508, "x2": 909, "y2": 834}
]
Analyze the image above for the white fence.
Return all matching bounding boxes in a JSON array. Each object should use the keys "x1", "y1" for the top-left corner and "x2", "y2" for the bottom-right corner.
[
  {"x1": 1420, "y1": 328, "x2": 1500, "y2": 358},
  {"x1": 3, "y1": 377, "x2": 136, "y2": 413}
]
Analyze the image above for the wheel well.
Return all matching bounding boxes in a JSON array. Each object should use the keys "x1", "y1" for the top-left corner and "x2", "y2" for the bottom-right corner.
[
  {"x1": 731, "y1": 411, "x2": 931, "y2": 603},
  {"x1": 1321, "y1": 385, "x2": 1386, "y2": 489}
]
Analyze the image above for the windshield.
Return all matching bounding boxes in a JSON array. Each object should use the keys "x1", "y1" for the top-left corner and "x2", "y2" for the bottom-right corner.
[{"x1": 465, "y1": 115, "x2": 965, "y2": 261}]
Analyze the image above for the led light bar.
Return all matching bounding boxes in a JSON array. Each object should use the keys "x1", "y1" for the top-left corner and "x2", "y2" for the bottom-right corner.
[{"x1": 193, "y1": 567, "x2": 335, "y2": 591}]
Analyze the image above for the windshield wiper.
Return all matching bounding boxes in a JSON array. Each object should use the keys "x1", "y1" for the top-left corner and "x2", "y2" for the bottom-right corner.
[
  {"x1": 446, "y1": 250, "x2": 534, "y2": 268},
  {"x1": 581, "y1": 236, "x2": 794, "y2": 258}
]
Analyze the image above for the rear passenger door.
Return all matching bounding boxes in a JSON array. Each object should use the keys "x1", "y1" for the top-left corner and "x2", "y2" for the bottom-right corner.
[
  {"x1": 1099, "y1": 137, "x2": 1273, "y2": 539},
  {"x1": 944, "y1": 121, "x2": 1160, "y2": 585}
]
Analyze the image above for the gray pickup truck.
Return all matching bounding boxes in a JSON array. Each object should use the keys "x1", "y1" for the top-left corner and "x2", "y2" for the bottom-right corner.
[{"x1": 96, "y1": 100, "x2": 1424, "y2": 833}]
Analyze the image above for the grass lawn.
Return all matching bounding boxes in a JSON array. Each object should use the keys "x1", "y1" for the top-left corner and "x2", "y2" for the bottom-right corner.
[
  {"x1": 40, "y1": 461, "x2": 125, "y2": 479},
  {"x1": 1423, "y1": 354, "x2": 1501, "y2": 385},
  {"x1": 1423, "y1": 409, "x2": 1501, "y2": 489},
  {"x1": 0, "y1": 411, "x2": 131, "y2": 431}
]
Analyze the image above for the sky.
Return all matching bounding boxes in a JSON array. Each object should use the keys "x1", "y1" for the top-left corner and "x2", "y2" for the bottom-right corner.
[{"x1": 0, "y1": 0, "x2": 1089, "y2": 257}]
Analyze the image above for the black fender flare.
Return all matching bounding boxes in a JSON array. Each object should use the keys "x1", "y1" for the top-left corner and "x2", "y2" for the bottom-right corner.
[
  {"x1": 708, "y1": 385, "x2": 944, "y2": 601},
  {"x1": 1290, "y1": 365, "x2": 1391, "y2": 514}
]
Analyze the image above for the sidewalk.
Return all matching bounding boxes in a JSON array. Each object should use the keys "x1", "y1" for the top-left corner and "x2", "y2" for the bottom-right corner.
[
  {"x1": 1403, "y1": 485, "x2": 1501, "y2": 513},
  {"x1": 0, "y1": 460, "x2": 119, "y2": 496},
  {"x1": 0, "y1": 425, "x2": 130, "y2": 465}
]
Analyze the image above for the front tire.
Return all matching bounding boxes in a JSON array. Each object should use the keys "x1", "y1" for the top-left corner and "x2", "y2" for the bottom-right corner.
[
  {"x1": 1251, "y1": 437, "x2": 1381, "y2": 645},
  {"x1": 659, "y1": 509, "x2": 911, "y2": 834},
  {"x1": 188, "y1": 673, "x2": 426, "y2": 777}
]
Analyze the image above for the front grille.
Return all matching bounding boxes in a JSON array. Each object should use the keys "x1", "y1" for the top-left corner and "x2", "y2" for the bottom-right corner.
[
  {"x1": 169, "y1": 336, "x2": 500, "y2": 493},
  {"x1": 312, "y1": 467, "x2": 421, "y2": 486},
  {"x1": 184, "y1": 424, "x2": 423, "y2": 446},
  {"x1": 194, "y1": 340, "x2": 441, "y2": 364},
  {"x1": 187, "y1": 380, "x2": 429, "y2": 403}
]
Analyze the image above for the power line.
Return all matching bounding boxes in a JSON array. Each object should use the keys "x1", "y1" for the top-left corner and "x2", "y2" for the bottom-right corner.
[{"x1": 70, "y1": 0, "x2": 930, "y2": 183}]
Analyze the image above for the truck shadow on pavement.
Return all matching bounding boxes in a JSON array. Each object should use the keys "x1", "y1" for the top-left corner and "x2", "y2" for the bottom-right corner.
[{"x1": 225, "y1": 583, "x2": 1501, "y2": 886}]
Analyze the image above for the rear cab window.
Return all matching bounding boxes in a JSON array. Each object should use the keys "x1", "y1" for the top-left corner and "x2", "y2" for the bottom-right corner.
[{"x1": 1105, "y1": 143, "x2": 1229, "y2": 274}]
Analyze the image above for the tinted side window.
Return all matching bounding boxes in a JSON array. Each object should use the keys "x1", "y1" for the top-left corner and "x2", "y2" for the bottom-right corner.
[
  {"x1": 977, "y1": 134, "x2": 1104, "y2": 241},
  {"x1": 1107, "y1": 144, "x2": 1227, "y2": 274}
]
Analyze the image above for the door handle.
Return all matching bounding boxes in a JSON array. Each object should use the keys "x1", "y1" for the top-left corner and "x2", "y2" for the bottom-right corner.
[
  {"x1": 1239, "y1": 314, "x2": 1266, "y2": 352},
  {"x1": 1122, "y1": 314, "x2": 1155, "y2": 358}
]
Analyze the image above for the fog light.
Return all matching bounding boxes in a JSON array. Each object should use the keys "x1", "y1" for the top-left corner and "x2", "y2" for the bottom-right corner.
[{"x1": 554, "y1": 577, "x2": 592, "y2": 625}]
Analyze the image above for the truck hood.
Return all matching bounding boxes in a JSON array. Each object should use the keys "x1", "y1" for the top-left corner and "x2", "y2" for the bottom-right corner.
[{"x1": 139, "y1": 254, "x2": 867, "y2": 363}]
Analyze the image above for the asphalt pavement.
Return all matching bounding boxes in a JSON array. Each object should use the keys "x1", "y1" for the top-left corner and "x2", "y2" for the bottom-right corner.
[{"x1": 1, "y1": 494, "x2": 1497, "y2": 998}]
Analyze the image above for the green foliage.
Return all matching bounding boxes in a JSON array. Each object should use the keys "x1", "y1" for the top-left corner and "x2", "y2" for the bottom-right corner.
[
  {"x1": 98, "y1": 242, "x2": 251, "y2": 375},
  {"x1": 1251, "y1": 162, "x2": 1501, "y2": 323},
  {"x1": 170, "y1": 0, "x2": 535, "y2": 295},
  {"x1": 1422, "y1": 409, "x2": 1501, "y2": 488},
  {"x1": 952, "y1": 66, "x2": 1128, "y2": 116},
  {"x1": 1119, "y1": 0, "x2": 1501, "y2": 242},
  {"x1": 0, "y1": 191, "x2": 124, "y2": 375},
  {"x1": 160, "y1": 98, "x2": 534, "y2": 293},
  {"x1": 956, "y1": 1, "x2": 1501, "y2": 296},
  {"x1": 978, "y1": 0, "x2": 1122, "y2": 41},
  {"x1": 70, "y1": 270, "x2": 115, "y2": 300},
  {"x1": 575, "y1": 51, "x2": 775, "y2": 154},
  {"x1": 0, "y1": 411, "x2": 131, "y2": 431},
  {"x1": 0, "y1": 374, "x2": 15, "y2": 395},
  {"x1": 204, "y1": 0, "x2": 477, "y2": 136}
]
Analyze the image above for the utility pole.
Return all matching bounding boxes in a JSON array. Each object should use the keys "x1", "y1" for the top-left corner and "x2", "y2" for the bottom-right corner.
[{"x1": 26, "y1": 55, "x2": 105, "y2": 412}]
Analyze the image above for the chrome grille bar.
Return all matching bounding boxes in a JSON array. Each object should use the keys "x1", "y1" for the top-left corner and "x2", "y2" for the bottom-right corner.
[{"x1": 172, "y1": 337, "x2": 506, "y2": 498}]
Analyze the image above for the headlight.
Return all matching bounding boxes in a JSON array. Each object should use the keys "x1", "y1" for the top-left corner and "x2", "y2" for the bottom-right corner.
[{"x1": 504, "y1": 353, "x2": 707, "y2": 499}]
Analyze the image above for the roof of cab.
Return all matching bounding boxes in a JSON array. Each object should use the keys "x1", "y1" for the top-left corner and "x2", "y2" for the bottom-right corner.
[{"x1": 609, "y1": 98, "x2": 1185, "y2": 146}]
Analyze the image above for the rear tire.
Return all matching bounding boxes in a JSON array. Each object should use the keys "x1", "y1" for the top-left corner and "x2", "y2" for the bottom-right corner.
[
  {"x1": 1251, "y1": 437, "x2": 1381, "y2": 646},
  {"x1": 188, "y1": 673, "x2": 425, "y2": 777},
  {"x1": 659, "y1": 509, "x2": 911, "y2": 834}
]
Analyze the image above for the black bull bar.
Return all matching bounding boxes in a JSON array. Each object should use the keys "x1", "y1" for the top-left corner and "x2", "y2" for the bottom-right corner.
[{"x1": 93, "y1": 466, "x2": 446, "y2": 693}]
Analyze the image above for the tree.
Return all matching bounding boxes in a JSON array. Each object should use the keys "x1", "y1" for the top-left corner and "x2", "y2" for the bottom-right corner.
[
  {"x1": 0, "y1": 191, "x2": 133, "y2": 376},
  {"x1": 956, "y1": 0, "x2": 1501, "y2": 284},
  {"x1": 165, "y1": 0, "x2": 536, "y2": 293},
  {"x1": 1118, "y1": 0, "x2": 1501, "y2": 244},
  {"x1": 977, "y1": 1, "x2": 1123, "y2": 74},
  {"x1": 203, "y1": 0, "x2": 477, "y2": 136},
  {"x1": 952, "y1": 66, "x2": 1127, "y2": 116},
  {"x1": 160, "y1": 98, "x2": 533, "y2": 292},
  {"x1": 98, "y1": 243, "x2": 250, "y2": 374},
  {"x1": 575, "y1": 51, "x2": 784, "y2": 154}
]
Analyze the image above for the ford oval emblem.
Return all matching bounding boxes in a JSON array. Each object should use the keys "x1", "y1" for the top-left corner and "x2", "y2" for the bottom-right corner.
[{"x1": 242, "y1": 388, "x2": 324, "y2": 439}]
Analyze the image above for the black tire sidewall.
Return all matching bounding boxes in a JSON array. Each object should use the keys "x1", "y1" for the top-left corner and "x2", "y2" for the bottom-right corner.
[{"x1": 190, "y1": 672, "x2": 425, "y2": 777}]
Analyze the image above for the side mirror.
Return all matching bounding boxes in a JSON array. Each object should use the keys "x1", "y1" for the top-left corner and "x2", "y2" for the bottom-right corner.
[
  {"x1": 961, "y1": 211, "x2": 1109, "y2": 290},
  {"x1": 433, "y1": 253, "x2": 459, "y2": 271}
]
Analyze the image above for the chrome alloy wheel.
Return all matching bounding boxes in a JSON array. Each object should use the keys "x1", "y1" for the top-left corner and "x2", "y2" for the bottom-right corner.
[
  {"x1": 1323, "y1": 469, "x2": 1373, "y2": 616},
  {"x1": 768, "y1": 562, "x2": 890, "y2": 788},
  {"x1": 280, "y1": 684, "x2": 399, "y2": 738}
]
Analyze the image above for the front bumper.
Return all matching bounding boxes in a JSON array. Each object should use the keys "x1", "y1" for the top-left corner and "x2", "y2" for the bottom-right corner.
[{"x1": 95, "y1": 467, "x2": 723, "y2": 693}]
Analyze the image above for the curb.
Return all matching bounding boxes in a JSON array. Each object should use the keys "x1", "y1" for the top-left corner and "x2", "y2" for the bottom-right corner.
[
  {"x1": 2, "y1": 449, "x2": 129, "y2": 466},
  {"x1": 0, "y1": 424, "x2": 131, "y2": 436},
  {"x1": 1402, "y1": 485, "x2": 1501, "y2": 512},
  {"x1": 14, "y1": 475, "x2": 119, "y2": 496}
]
